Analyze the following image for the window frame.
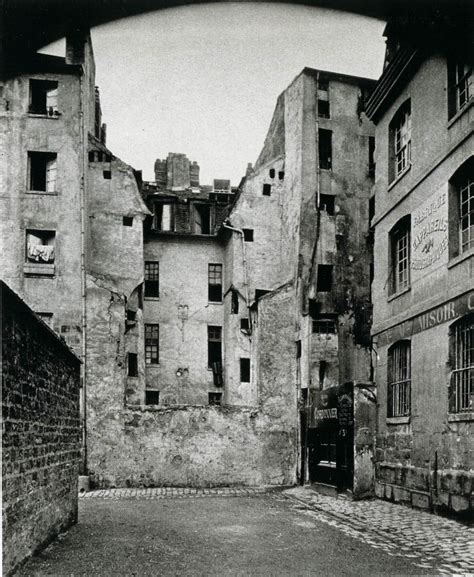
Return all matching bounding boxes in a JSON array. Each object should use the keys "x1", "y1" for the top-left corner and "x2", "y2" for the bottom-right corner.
[
  {"x1": 240, "y1": 357, "x2": 250, "y2": 383},
  {"x1": 145, "y1": 324, "x2": 159, "y2": 365},
  {"x1": 387, "y1": 340, "x2": 411, "y2": 418},
  {"x1": 28, "y1": 151, "x2": 58, "y2": 193},
  {"x1": 449, "y1": 314, "x2": 473, "y2": 414},
  {"x1": 389, "y1": 100, "x2": 411, "y2": 182},
  {"x1": 318, "y1": 128, "x2": 332, "y2": 171},
  {"x1": 208, "y1": 263, "x2": 223, "y2": 303},
  {"x1": 207, "y1": 325, "x2": 222, "y2": 370},
  {"x1": 389, "y1": 216, "x2": 411, "y2": 296},
  {"x1": 28, "y1": 79, "x2": 59, "y2": 116},
  {"x1": 144, "y1": 261, "x2": 160, "y2": 299}
]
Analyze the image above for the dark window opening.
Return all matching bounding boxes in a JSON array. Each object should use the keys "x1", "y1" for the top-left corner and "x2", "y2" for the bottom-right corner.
[
  {"x1": 29, "y1": 79, "x2": 58, "y2": 115},
  {"x1": 208, "y1": 264, "x2": 223, "y2": 302},
  {"x1": 123, "y1": 216, "x2": 133, "y2": 226},
  {"x1": 208, "y1": 392, "x2": 222, "y2": 406},
  {"x1": 145, "y1": 390, "x2": 160, "y2": 405},
  {"x1": 28, "y1": 151, "x2": 57, "y2": 192},
  {"x1": 269, "y1": 168, "x2": 275, "y2": 178},
  {"x1": 278, "y1": 171, "x2": 285, "y2": 180},
  {"x1": 127, "y1": 352, "x2": 138, "y2": 377},
  {"x1": 126, "y1": 309, "x2": 136, "y2": 322},
  {"x1": 301, "y1": 388, "x2": 308, "y2": 403},
  {"x1": 26, "y1": 230, "x2": 55, "y2": 263},
  {"x1": 88, "y1": 151, "x2": 95, "y2": 162},
  {"x1": 103, "y1": 170, "x2": 111, "y2": 180},
  {"x1": 243, "y1": 228, "x2": 254, "y2": 242},
  {"x1": 37, "y1": 312, "x2": 53, "y2": 327},
  {"x1": 296, "y1": 340, "x2": 302, "y2": 358},
  {"x1": 308, "y1": 299, "x2": 321, "y2": 319},
  {"x1": 208, "y1": 326, "x2": 222, "y2": 369},
  {"x1": 263, "y1": 184, "x2": 272, "y2": 196},
  {"x1": 240, "y1": 318, "x2": 250, "y2": 331},
  {"x1": 317, "y1": 264, "x2": 333, "y2": 292},
  {"x1": 318, "y1": 77, "x2": 329, "y2": 91},
  {"x1": 318, "y1": 100, "x2": 330, "y2": 118},
  {"x1": 319, "y1": 360, "x2": 327, "y2": 387},
  {"x1": 144, "y1": 261, "x2": 159, "y2": 298},
  {"x1": 368, "y1": 136, "x2": 375, "y2": 177},
  {"x1": 319, "y1": 194, "x2": 335, "y2": 216},
  {"x1": 369, "y1": 196, "x2": 375, "y2": 223},
  {"x1": 255, "y1": 289, "x2": 270, "y2": 301},
  {"x1": 369, "y1": 263, "x2": 374, "y2": 285},
  {"x1": 240, "y1": 358, "x2": 250, "y2": 382},
  {"x1": 318, "y1": 129, "x2": 332, "y2": 170},
  {"x1": 145, "y1": 324, "x2": 159, "y2": 365},
  {"x1": 231, "y1": 289, "x2": 239, "y2": 314},
  {"x1": 312, "y1": 318, "x2": 337, "y2": 334},
  {"x1": 193, "y1": 203, "x2": 213, "y2": 234},
  {"x1": 153, "y1": 203, "x2": 175, "y2": 232}
]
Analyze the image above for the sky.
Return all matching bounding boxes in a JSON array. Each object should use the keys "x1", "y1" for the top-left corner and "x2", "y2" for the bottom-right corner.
[{"x1": 42, "y1": 2, "x2": 386, "y2": 186}]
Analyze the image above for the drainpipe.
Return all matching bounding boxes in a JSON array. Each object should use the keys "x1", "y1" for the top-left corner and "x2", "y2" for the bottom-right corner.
[
  {"x1": 222, "y1": 222, "x2": 250, "y2": 314},
  {"x1": 79, "y1": 67, "x2": 88, "y2": 476}
]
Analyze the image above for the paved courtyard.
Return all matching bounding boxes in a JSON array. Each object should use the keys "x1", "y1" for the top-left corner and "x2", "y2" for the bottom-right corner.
[{"x1": 17, "y1": 487, "x2": 473, "y2": 576}]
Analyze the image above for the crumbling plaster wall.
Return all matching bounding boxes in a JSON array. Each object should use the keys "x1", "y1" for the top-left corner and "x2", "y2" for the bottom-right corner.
[
  {"x1": 143, "y1": 235, "x2": 226, "y2": 405},
  {"x1": 0, "y1": 70, "x2": 85, "y2": 355}
]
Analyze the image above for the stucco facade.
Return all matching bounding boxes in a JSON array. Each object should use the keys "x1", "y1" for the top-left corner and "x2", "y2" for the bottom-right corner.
[{"x1": 367, "y1": 33, "x2": 473, "y2": 515}]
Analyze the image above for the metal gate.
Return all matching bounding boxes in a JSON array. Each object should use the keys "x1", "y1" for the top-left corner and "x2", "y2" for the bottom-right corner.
[{"x1": 307, "y1": 382, "x2": 354, "y2": 492}]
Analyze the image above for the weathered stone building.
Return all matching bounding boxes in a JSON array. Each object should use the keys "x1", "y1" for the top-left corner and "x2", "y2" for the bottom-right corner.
[
  {"x1": 1, "y1": 34, "x2": 378, "y2": 493},
  {"x1": 366, "y1": 22, "x2": 473, "y2": 515},
  {"x1": 225, "y1": 68, "x2": 377, "y2": 495},
  {"x1": 2, "y1": 281, "x2": 81, "y2": 576}
]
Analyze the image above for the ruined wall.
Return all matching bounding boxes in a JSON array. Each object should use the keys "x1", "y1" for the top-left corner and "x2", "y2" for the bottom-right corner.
[
  {"x1": 85, "y1": 151, "x2": 149, "y2": 482},
  {"x1": 2, "y1": 282, "x2": 81, "y2": 576}
]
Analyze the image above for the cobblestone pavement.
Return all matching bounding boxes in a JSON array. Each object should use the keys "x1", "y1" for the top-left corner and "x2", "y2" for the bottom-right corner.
[
  {"x1": 283, "y1": 486, "x2": 474, "y2": 576},
  {"x1": 79, "y1": 486, "x2": 270, "y2": 499}
]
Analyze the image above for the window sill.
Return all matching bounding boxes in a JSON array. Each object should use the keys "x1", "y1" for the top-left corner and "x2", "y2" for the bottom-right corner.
[
  {"x1": 145, "y1": 364, "x2": 160, "y2": 368},
  {"x1": 447, "y1": 98, "x2": 473, "y2": 129},
  {"x1": 24, "y1": 263, "x2": 55, "y2": 276},
  {"x1": 447, "y1": 247, "x2": 474, "y2": 269},
  {"x1": 144, "y1": 296, "x2": 160, "y2": 301},
  {"x1": 208, "y1": 301, "x2": 223, "y2": 305},
  {"x1": 387, "y1": 416, "x2": 410, "y2": 425},
  {"x1": 25, "y1": 190, "x2": 58, "y2": 196},
  {"x1": 27, "y1": 113, "x2": 60, "y2": 119},
  {"x1": 387, "y1": 285, "x2": 411, "y2": 302},
  {"x1": 388, "y1": 164, "x2": 411, "y2": 191},
  {"x1": 447, "y1": 412, "x2": 474, "y2": 422}
]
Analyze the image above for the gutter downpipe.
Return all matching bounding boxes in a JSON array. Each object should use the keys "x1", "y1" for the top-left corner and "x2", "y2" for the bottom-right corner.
[
  {"x1": 79, "y1": 66, "x2": 88, "y2": 476},
  {"x1": 222, "y1": 222, "x2": 250, "y2": 315}
]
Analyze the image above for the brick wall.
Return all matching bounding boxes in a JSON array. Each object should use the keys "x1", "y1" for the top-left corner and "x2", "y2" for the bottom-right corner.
[{"x1": 2, "y1": 282, "x2": 81, "y2": 576}]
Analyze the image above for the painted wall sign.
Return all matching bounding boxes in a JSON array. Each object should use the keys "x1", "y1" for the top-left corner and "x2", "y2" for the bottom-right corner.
[
  {"x1": 375, "y1": 290, "x2": 474, "y2": 347},
  {"x1": 309, "y1": 382, "x2": 353, "y2": 428},
  {"x1": 411, "y1": 191, "x2": 448, "y2": 275}
]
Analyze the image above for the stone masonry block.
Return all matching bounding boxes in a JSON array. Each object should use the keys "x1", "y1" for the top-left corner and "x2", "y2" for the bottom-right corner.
[
  {"x1": 411, "y1": 491, "x2": 430, "y2": 510},
  {"x1": 450, "y1": 494, "x2": 470, "y2": 513},
  {"x1": 392, "y1": 485, "x2": 411, "y2": 504},
  {"x1": 374, "y1": 481, "x2": 384, "y2": 499}
]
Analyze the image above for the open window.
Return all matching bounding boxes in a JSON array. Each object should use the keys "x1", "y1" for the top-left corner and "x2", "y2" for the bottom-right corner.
[
  {"x1": 319, "y1": 194, "x2": 335, "y2": 216},
  {"x1": 318, "y1": 129, "x2": 332, "y2": 170},
  {"x1": 25, "y1": 229, "x2": 55, "y2": 263},
  {"x1": 28, "y1": 79, "x2": 58, "y2": 116},
  {"x1": 153, "y1": 203, "x2": 175, "y2": 232},
  {"x1": 317, "y1": 76, "x2": 330, "y2": 118},
  {"x1": 127, "y1": 352, "x2": 138, "y2": 377},
  {"x1": 145, "y1": 390, "x2": 160, "y2": 405},
  {"x1": 240, "y1": 358, "x2": 250, "y2": 383},
  {"x1": 208, "y1": 326, "x2": 223, "y2": 385},
  {"x1": 193, "y1": 203, "x2": 214, "y2": 234},
  {"x1": 208, "y1": 392, "x2": 222, "y2": 406},
  {"x1": 28, "y1": 152, "x2": 57, "y2": 192}
]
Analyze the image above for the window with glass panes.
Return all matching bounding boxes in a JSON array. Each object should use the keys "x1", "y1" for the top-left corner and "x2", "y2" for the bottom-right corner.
[
  {"x1": 460, "y1": 176, "x2": 473, "y2": 253},
  {"x1": 144, "y1": 261, "x2": 159, "y2": 298},
  {"x1": 455, "y1": 63, "x2": 472, "y2": 112},
  {"x1": 145, "y1": 324, "x2": 159, "y2": 365},
  {"x1": 394, "y1": 108, "x2": 411, "y2": 177},
  {"x1": 208, "y1": 264, "x2": 222, "y2": 302},
  {"x1": 387, "y1": 341, "x2": 411, "y2": 417},
  {"x1": 391, "y1": 217, "x2": 410, "y2": 294}
]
